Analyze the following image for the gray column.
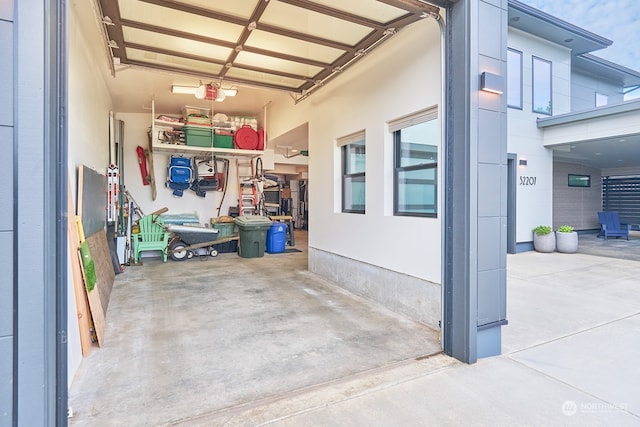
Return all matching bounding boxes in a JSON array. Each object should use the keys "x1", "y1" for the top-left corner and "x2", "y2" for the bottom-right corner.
[
  {"x1": 444, "y1": 0, "x2": 508, "y2": 363},
  {"x1": 0, "y1": 2, "x2": 15, "y2": 425},
  {"x1": 14, "y1": 0, "x2": 68, "y2": 425}
]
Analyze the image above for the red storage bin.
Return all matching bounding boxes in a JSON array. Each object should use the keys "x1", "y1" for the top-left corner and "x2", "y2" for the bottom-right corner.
[{"x1": 234, "y1": 125, "x2": 258, "y2": 150}]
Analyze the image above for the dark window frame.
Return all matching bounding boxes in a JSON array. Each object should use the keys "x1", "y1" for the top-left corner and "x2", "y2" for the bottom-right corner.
[
  {"x1": 532, "y1": 55, "x2": 552, "y2": 115},
  {"x1": 341, "y1": 140, "x2": 366, "y2": 214},
  {"x1": 568, "y1": 174, "x2": 591, "y2": 188},
  {"x1": 507, "y1": 48, "x2": 523, "y2": 110},
  {"x1": 393, "y1": 131, "x2": 438, "y2": 218}
]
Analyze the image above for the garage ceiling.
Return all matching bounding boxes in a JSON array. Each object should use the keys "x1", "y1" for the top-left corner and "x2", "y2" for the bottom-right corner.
[{"x1": 97, "y1": 0, "x2": 442, "y2": 98}]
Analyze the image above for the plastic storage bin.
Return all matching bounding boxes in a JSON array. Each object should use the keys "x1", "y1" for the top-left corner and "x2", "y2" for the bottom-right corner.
[
  {"x1": 212, "y1": 240, "x2": 238, "y2": 254},
  {"x1": 234, "y1": 215, "x2": 272, "y2": 258},
  {"x1": 266, "y1": 223, "x2": 286, "y2": 253},
  {"x1": 184, "y1": 125, "x2": 213, "y2": 147},
  {"x1": 211, "y1": 222, "x2": 238, "y2": 253},
  {"x1": 214, "y1": 130, "x2": 234, "y2": 148},
  {"x1": 212, "y1": 222, "x2": 235, "y2": 237}
]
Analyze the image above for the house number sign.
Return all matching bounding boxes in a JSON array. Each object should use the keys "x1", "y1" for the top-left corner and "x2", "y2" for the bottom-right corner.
[{"x1": 519, "y1": 176, "x2": 537, "y2": 186}]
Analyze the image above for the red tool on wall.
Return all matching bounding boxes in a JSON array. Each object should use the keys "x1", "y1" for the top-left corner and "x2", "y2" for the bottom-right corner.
[{"x1": 136, "y1": 145, "x2": 149, "y2": 186}]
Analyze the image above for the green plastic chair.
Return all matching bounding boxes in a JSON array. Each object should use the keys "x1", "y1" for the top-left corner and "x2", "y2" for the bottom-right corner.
[{"x1": 132, "y1": 214, "x2": 171, "y2": 263}]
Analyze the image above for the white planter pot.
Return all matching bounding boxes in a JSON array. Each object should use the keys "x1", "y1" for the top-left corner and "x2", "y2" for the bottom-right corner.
[
  {"x1": 556, "y1": 231, "x2": 578, "y2": 253},
  {"x1": 533, "y1": 232, "x2": 556, "y2": 253}
]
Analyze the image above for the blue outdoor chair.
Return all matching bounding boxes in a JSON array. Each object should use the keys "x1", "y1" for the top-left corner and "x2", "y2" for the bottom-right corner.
[{"x1": 597, "y1": 211, "x2": 631, "y2": 240}]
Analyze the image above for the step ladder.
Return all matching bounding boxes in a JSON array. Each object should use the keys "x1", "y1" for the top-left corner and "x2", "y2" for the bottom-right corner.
[{"x1": 237, "y1": 158, "x2": 257, "y2": 215}]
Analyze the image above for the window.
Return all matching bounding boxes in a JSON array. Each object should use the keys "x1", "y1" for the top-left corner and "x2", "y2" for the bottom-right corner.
[
  {"x1": 507, "y1": 48, "x2": 522, "y2": 109},
  {"x1": 340, "y1": 131, "x2": 366, "y2": 213},
  {"x1": 390, "y1": 108, "x2": 439, "y2": 217},
  {"x1": 568, "y1": 174, "x2": 590, "y2": 187},
  {"x1": 595, "y1": 92, "x2": 608, "y2": 107},
  {"x1": 532, "y1": 56, "x2": 552, "y2": 115}
]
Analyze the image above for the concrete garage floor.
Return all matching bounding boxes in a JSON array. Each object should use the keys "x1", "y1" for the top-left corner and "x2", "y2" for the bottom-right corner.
[
  {"x1": 69, "y1": 232, "x2": 640, "y2": 426},
  {"x1": 67, "y1": 231, "x2": 442, "y2": 425}
]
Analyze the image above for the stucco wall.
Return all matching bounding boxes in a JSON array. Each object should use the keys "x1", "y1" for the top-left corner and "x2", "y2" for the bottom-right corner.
[
  {"x1": 267, "y1": 19, "x2": 443, "y2": 284},
  {"x1": 67, "y1": 1, "x2": 114, "y2": 382},
  {"x1": 68, "y1": 2, "x2": 112, "y2": 188}
]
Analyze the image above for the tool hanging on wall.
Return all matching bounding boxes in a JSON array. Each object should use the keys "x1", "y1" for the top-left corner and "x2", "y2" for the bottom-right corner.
[
  {"x1": 253, "y1": 157, "x2": 266, "y2": 216},
  {"x1": 107, "y1": 164, "x2": 119, "y2": 224},
  {"x1": 136, "y1": 145, "x2": 149, "y2": 186},
  {"x1": 215, "y1": 158, "x2": 230, "y2": 217},
  {"x1": 145, "y1": 132, "x2": 158, "y2": 200},
  {"x1": 190, "y1": 156, "x2": 219, "y2": 197},
  {"x1": 166, "y1": 155, "x2": 193, "y2": 197}
]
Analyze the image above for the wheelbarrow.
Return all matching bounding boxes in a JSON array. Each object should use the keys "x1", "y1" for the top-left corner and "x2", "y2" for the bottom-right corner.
[{"x1": 166, "y1": 224, "x2": 220, "y2": 261}]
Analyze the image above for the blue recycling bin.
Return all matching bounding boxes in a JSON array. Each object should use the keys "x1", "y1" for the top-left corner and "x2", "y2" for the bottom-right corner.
[{"x1": 266, "y1": 222, "x2": 287, "y2": 253}]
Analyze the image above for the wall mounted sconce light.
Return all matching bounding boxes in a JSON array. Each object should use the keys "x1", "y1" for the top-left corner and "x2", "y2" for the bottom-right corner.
[
  {"x1": 519, "y1": 159, "x2": 528, "y2": 166},
  {"x1": 480, "y1": 72, "x2": 504, "y2": 94}
]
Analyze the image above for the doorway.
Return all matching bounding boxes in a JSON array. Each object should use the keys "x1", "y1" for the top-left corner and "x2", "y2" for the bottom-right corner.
[{"x1": 507, "y1": 154, "x2": 517, "y2": 254}]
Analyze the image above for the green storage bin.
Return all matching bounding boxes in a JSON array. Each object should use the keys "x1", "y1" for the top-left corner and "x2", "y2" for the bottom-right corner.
[
  {"x1": 212, "y1": 222, "x2": 235, "y2": 238},
  {"x1": 184, "y1": 125, "x2": 213, "y2": 147},
  {"x1": 214, "y1": 131, "x2": 234, "y2": 149},
  {"x1": 234, "y1": 215, "x2": 273, "y2": 258}
]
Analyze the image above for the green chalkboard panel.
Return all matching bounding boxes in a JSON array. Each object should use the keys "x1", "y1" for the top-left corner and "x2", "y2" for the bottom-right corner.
[{"x1": 78, "y1": 165, "x2": 107, "y2": 238}]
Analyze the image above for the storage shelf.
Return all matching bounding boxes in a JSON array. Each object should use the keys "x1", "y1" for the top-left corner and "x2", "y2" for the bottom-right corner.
[
  {"x1": 155, "y1": 119, "x2": 236, "y2": 131},
  {"x1": 151, "y1": 99, "x2": 260, "y2": 158},
  {"x1": 155, "y1": 119, "x2": 185, "y2": 128},
  {"x1": 152, "y1": 142, "x2": 263, "y2": 158}
]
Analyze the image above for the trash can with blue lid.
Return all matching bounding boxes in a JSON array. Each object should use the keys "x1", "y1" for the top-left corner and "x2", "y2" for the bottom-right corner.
[
  {"x1": 266, "y1": 222, "x2": 287, "y2": 253},
  {"x1": 234, "y1": 215, "x2": 272, "y2": 258}
]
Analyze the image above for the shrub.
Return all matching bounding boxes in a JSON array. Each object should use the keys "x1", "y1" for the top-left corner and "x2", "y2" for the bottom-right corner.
[
  {"x1": 533, "y1": 225, "x2": 552, "y2": 236},
  {"x1": 557, "y1": 225, "x2": 574, "y2": 233}
]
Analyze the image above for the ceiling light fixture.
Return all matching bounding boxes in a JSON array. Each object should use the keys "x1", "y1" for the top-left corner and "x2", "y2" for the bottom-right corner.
[
  {"x1": 171, "y1": 85, "x2": 197, "y2": 95},
  {"x1": 171, "y1": 85, "x2": 238, "y2": 99}
]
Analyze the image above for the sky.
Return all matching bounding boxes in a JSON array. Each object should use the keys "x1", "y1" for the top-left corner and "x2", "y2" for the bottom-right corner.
[{"x1": 521, "y1": 0, "x2": 640, "y2": 73}]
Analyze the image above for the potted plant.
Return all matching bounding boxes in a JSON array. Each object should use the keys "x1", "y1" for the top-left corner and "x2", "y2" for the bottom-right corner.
[
  {"x1": 556, "y1": 225, "x2": 578, "y2": 253},
  {"x1": 533, "y1": 225, "x2": 555, "y2": 253}
]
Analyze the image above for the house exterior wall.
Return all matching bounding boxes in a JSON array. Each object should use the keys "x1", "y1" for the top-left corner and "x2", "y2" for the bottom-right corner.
[
  {"x1": 572, "y1": 71, "x2": 624, "y2": 111},
  {"x1": 267, "y1": 19, "x2": 443, "y2": 327},
  {"x1": 507, "y1": 28, "x2": 572, "y2": 243},
  {"x1": 552, "y1": 161, "x2": 601, "y2": 230},
  {"x1": 0, "y1": 2, "x2": 14, "y2": 423},
  {"x1": 540, "y1": 108, "x2": 640, "y2": 147}
]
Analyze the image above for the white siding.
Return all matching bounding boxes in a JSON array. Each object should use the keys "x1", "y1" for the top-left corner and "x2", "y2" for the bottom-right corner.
[
  {"x1": 572, "y1": 72, "x2": 624, "y2": 111},
  {"x1": 507, "y1": 28, "x2": 572, "y2": 242}
]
